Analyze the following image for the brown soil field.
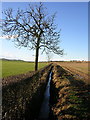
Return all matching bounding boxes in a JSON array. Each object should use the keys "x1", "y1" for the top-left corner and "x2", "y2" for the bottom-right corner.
[{"x1": 55, "y1": 62, "x2": 89, "y2": 84}]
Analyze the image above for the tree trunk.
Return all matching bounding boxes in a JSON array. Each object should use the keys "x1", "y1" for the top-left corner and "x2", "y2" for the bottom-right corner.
[
  {"x1": 35, "y1": 37, "x2": 40, "y2": 71},
  {"x1": 35, "y1": 47, "x2": 39, "y2": 71}
]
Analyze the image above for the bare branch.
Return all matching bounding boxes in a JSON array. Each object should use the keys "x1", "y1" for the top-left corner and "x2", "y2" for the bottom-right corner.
[{"x1": 1, "y1": 2, "x2": 64, "y2": 70}]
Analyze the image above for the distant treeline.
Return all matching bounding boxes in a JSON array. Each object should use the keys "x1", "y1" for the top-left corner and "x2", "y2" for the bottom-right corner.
[
  {"x1": 0, "y1": 58, "x2": 89, "y2": 63},
  {"x1": 50, "y1": 60, "x2": 89, "y2": 63}
]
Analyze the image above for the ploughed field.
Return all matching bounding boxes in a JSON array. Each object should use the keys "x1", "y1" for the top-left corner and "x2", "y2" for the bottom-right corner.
[
  {"x1": 58, "y1": 62, "x2": 88, "y2": 74},
  {"x1": 2, "y1": 60, "x2": 48, "y2": 78},
  {"x1": 55, "y1": 62, "x2": 89, "y2": 84}
]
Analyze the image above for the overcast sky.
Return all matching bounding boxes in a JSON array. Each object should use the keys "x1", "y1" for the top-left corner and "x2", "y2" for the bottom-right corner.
[{"x1": 0, "y1": 2, "x2": 88, "y2": 61}]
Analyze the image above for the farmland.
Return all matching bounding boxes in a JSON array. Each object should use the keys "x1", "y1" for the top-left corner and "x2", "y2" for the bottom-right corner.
[
  {"x1": 57, "y1": 61, "x2": 88, "y2": 74},
  {"x1": 55, "y1": 61, "x2": 89, "y2": 84},
  {"x1": 2, "y1": 60, "x2": 48, "y2": 78},
  {"x1": 1, "y1": 60, "x2": 89, "y2": 80},
  {"x1": 2, "y1": 61, "x2": 90, "y2": 119}
]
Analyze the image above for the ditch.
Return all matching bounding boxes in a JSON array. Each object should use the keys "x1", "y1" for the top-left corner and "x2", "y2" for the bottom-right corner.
[
  {"x1": 38, "y1": 71, "x2": 52, "y2": 120},
  {"x1": 2, "y1": 64, "x2": 90, "y2": 120}
]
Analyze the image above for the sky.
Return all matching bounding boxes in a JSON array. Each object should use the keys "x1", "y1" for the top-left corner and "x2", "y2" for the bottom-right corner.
[{"x1": 0, "y1": 2, "x2": 88, "y2": 61}]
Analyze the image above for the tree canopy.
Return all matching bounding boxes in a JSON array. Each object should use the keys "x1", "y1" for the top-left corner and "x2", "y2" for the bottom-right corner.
[{"x1": 2, "y1": 2, "x2": 64, "y2": 70}]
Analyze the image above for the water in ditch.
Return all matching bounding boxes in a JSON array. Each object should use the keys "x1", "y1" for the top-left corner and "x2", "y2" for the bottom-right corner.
[{"x1": 38, "y1": 71, "x2": 52, "y2": 120}]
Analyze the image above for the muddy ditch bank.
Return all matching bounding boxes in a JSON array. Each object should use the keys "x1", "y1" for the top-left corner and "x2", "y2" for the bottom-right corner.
[
  {"x1": 2, "y1": 64, "x2": 53, "y2": 120},
  {"x1": 50, "y1": 64, "x2": 90, "y2": 120}
]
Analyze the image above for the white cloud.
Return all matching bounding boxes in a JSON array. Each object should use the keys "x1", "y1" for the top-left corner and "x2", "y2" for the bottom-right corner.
[
  {"x1": 0, "y1": 35, "x2": 18, "y2": 39},
  {"x1": 1, "y1": 51, "x2": 19, "y2": 59},
  {"x1": 0, "y1": 51, "x2": 35, "y2": 61}
]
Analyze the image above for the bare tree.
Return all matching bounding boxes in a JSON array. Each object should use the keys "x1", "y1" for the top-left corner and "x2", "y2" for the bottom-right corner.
[
  {"x1": 2, "y1": 2, "x2": 63, "y2": 71},
  {"x1": 46, "y1": 49, "x2": 53, "y2": 62}
]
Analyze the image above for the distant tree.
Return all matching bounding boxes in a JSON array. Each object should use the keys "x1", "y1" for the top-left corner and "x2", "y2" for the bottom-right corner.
[
  {"x1": 46, "y1": 49, "x2": 53, "y2": 62},
  {"x1": 2, "y1": 2, "x2": 63, "y2": 71}
]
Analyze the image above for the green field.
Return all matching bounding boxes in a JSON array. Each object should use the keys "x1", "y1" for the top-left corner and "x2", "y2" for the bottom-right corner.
[{"x1": 2, "y1": 60, "x2": 48, "y2": 78}]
